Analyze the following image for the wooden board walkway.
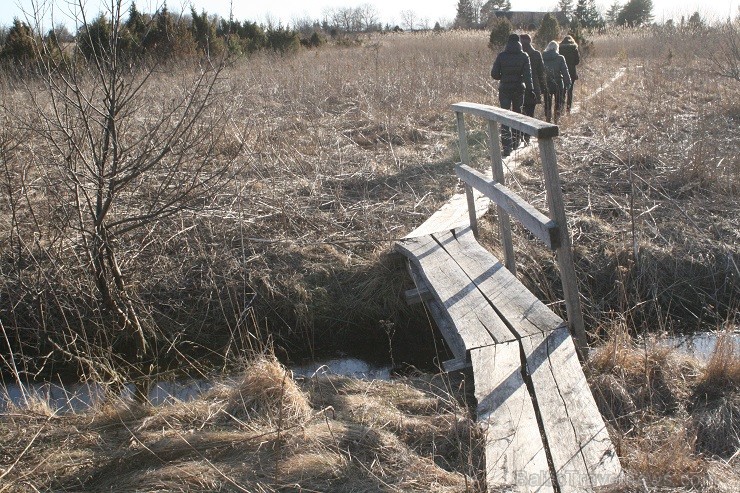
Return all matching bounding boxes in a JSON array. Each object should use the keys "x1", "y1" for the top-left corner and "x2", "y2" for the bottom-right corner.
[
  {"x1": 395, "y1": 97, "x2": 628, "y2": 491},
  {"x1": 396, "y1": 227, "x2": 621, "y2": 491}
]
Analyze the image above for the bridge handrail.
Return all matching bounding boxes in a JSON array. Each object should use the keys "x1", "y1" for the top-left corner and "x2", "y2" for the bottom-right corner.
[
  {"x1": 452, "y1": 101, "x2": 588, "y2": 358},
  {"x1": 451, "y1": 102, "x2": 559, "y2": 139}
]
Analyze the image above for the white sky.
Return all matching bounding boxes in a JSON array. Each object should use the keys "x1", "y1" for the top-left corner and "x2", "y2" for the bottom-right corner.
[{"x1": 1, "y1": 1, "x2": 737, "y2": 29}]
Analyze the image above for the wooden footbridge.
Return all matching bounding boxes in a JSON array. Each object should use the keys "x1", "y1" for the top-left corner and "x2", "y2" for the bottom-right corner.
[{"x1": 395, "y1": 103, "x2": 622, "y2": 491}]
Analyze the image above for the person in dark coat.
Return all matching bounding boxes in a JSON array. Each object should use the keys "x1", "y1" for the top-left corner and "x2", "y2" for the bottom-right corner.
[
  {"x1": 519, "y1": 33, "x2": 547, "y2": 144},
  {"x1": 559, "y1": 35, "x2": 580, "y2": 114},
  {"x1": 491, "y1": 33, "x2": 535, "y2": 156},
  {"x1": 542, "y1": 41, "x2": 571, "y2": 124}
]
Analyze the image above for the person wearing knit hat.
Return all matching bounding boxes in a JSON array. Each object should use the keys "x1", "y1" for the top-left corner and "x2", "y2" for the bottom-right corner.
[
  {"x1": 519, "y1": 33, "x2": 547, "y2": 141},
  {"x1": 490, "y1": 33, "x2": 535, "y2": 157}
]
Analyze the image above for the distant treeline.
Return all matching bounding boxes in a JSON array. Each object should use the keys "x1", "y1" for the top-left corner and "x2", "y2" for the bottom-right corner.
[{"x1": 0, "y1": 2, "x2": 424, "y2": 65}]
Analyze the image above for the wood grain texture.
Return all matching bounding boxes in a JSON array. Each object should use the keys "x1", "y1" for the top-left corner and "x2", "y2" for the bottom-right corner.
[
  {"x1": 473, "y1": 343, "x2": 554, "y2": 492},
  {"x1": 439, "y1": 227, "x2": 564, "y2": 339},
  {"x1": 404, "y1": 190, "x2": 489, "y2": 239},
  {"x1": 538, "y1": 138, "x2": 588, "y2": 358},
  {"x1": 395, "y1": 234, "x2": 506, "y2": 348},
  {"x1": 487, "y1": 120, "x2": 517, "y2": 275},
  {"x1": 452, "y1": 102, "x2": 559, "y2": 139},
  {"x1": 405, "y1": 261, "x2": 467, "y2": 361},
  {"x1": 522, "y1": 327, "x2": 622, "y2": 491},
  {"x1": 455, "y1": 164, "x2": 560, "y2": 249}
]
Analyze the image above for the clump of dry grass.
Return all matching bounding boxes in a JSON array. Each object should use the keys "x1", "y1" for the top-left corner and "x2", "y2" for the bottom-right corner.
[
  {"x1": 218, "y1": 354, "x2": 312, "y2": 427},
  {"x1": 690, "y1": 332, "x2": 740, "y2": 458},
  {"x1": 587, "y1": 328, "x2": 740, "y2": 491}
]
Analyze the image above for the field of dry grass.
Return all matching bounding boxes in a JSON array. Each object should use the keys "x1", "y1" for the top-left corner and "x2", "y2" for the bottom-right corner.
[
  {"x1": 1, "y1": 24, "x2": 739, "y2": 491},
  {"x1": 1, "y1": 340, "x2": 737, "y2": 492}
]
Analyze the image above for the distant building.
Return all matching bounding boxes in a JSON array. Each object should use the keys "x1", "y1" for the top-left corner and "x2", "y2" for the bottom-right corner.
[{"x1": 487, "y1": 11, "x2": 568, "y2": 30}]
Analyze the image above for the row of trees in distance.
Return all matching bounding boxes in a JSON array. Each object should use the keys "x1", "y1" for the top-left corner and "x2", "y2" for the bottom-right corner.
[
  {"x1": 456, "y1": 0, "x2": 673, "y2": 31},
  {"x1": 0, "y1": 0, "x2": 721, "y2": 66}
]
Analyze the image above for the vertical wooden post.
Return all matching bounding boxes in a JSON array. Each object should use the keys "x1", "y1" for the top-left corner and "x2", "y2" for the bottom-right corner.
[
  {"x1": 487, "y1": 120, "x2": 516, "y2": 275},
  {"x1": 456, "y1": 111, "x2": 478, "y2": 237},
  {"x1": 538, "y1": 138, "x2": 588, "y2": 359}
]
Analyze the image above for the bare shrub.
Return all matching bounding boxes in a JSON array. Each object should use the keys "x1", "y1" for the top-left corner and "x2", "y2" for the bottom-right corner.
[{"x1": 1, "y1": 2, "x2": 238, "y2": 392}]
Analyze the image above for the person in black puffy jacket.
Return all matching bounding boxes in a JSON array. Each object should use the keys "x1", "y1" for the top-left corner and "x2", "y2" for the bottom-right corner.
[
  {"x1": 520, "y1": 33, "x2": 547, "y2": 143},
  {"x1": 491, "y1": 33, "x2": 535, "y2": 156},
  {"x1": 559, "y1": 35, "x2": 580, "y2": 114}
]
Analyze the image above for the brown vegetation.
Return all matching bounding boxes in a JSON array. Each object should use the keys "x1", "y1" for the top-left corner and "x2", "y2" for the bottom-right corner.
[
  {"x1": 1, "y1": 21, "x2": 739, "y2": 492},
  {"x1": 0, "y1": 355, "x2": 482, "y2": 492}
]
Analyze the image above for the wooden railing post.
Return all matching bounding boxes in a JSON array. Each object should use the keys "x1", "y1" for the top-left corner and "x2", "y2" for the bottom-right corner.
[
  {"x1": 456, "y1": 111, "x2": 478, "y2": 238},
  {"x1": 487, "y1": 120, "x2": 517, "y2": 275},
  {"x1": 538, "y1": 138, "x2": 588, "y2": 359}
]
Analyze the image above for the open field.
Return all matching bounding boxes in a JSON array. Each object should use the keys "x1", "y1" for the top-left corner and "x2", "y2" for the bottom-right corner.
[{"x1": 1, "y1": 24, "x2": 739, "y2": 491}]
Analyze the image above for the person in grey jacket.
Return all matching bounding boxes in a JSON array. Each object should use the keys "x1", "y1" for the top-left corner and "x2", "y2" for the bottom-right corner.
[
  {"x1": 520, "y1": 33, "x2": 547, "y2": 144},
  {"x1": 559, "y1": 35, "x2": 580, "y2": 113},
  {"x1": 491, "y1": 33, "x2": 535, "y2": 156},
  {"x1": 542, "y1": 41, "x2": 571, "y2": 124}
]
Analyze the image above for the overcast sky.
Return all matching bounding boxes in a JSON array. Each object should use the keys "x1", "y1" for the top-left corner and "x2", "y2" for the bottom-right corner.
[{"x1": 2, "y1": 1, "x2": 737, "y2": 29}]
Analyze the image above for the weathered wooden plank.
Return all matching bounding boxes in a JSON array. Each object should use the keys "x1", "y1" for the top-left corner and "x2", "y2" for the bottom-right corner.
[
  {"x1": 472, "y1": 343, "x2": 553, "y2": 492},
  {"x1": 538, "y1": 138, "x2": 588, "y2": 358},
  {"x1": 395, "y1": 234, "x2": 511, "y2": 347},
  {"x1": 487, "y1": 120, "x2": 517, "y2": 275},
  {"x1": 425, "y1": 297, "x2": 468, "y2": 362},
  {"x1": 442, "y1": 357, "x2": 470, "y2": 372},
  {"x1": 406, "y1": 261, "x2": 467, "y2": 361},
  {"x1": 452, "y1": 102, "x2": 559, "y2": 139},
  {"x1": 436, "y1": 228, "x2": 564, "y2": 339},
  {"x1": 404, "y1": 285, "x2": 433, "y2": 305},
  {"x1": 464, "y1": 183, "x2": 478, "y2": 238},
  {"x1": 404, "y1": 190, "x2": 489, "y2": 239},
  {"x1": 455, "y1": 164, "x2": 560, "y2": 249},
  {"x1": 523, "y1": 327, "x2": 622, "y2": 491}
]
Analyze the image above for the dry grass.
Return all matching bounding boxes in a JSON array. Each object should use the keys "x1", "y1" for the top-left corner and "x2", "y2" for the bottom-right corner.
[
  {"x1": 1, "y1": 24, "x2": 739, "y2": 492},
  {"x1": 587, "y1": 329, "x2": 740, "y2": 491},
  {"x1": 0, "y1": 357, "x2": 482, "y2": 492}
]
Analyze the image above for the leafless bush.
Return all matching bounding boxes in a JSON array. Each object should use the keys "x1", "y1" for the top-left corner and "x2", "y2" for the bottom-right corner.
[
  {"x1": 1, "y1": 1, "x2": 239, "y2": 391},
  {"x1": 709, "y1": 20, "x2": 740, "y2": 82}
]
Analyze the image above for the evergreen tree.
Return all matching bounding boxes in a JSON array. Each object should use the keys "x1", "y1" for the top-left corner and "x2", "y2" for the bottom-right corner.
[
  {"x1": 606, "y1": 2, "x2": 622, "y2": 25},
  {"x1": 0, "y1": 18, "x2": 37, "y2": 63},
  {"x1": 266, "y1": 25, "x2": 300, "y2": 54},
  {"x1": 122, "y1": 2, "x2": 148, "y2": 57},
  {"x1": 617, "y1": 0, "x2": 653, "y2": 27},
  {"x1": 575, "y1": 0, "x2": 603, "y2": 29},
  {"x1": 77, "y1": 13, "x2": 114, "y2": 60},
  {"x1": 535, "y1": 13, "x2": 560, "y2": 47},
  {"x1": 687, "y1": 11, "x2": 704, "y2": 30},
  {"x1": 190, "y1": 7, "x2": 218, "y2": 55},
  {"x1": 454, "y1": 0, "x2": 476, "y2": 28},
  {"x1": 488, "y1": 15, "x2": 512, "y2": 50},
  {"x1": 558, "y1": 0, "x2": 574, "y2": 22},
  {"x1": 481, "y1": 0, "x2": 512, "y2": 27},
  {"x1": 143, "y1": 4, "x2": 177, "y2": 57},
  {"x1": 126, "y1": 2, "x2": 147, "y2": 38}
]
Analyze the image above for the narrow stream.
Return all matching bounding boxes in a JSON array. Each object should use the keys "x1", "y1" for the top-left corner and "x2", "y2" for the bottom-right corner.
[
  {"x1": 1, "y1": 357, "x2": 391, "y2": 414},
  {"x1": 2, "y1": 332, "x2": 735, "y2": 415}
]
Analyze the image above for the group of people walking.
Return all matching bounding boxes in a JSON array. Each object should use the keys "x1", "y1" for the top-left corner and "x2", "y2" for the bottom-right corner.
[{"x1": 490, "y1": 33, "x2": 580, "y2": 156}]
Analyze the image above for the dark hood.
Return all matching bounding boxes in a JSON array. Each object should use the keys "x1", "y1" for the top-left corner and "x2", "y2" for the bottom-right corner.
[
  {"x1": 542, "y1": 49, "x2": 559, "y2": 61},
  {"x1": 504, "y1": 40, "x2": 523, "y2": 54},
  {"x1": 561, "y1": 36, "x2": 576, "y2": 46}
]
